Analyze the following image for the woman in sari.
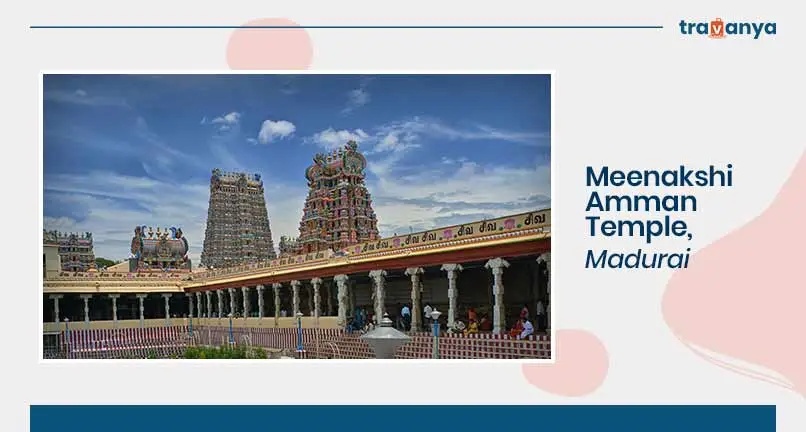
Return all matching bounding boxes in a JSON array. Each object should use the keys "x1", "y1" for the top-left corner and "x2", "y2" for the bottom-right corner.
[
  {"x1": 509, "y1": 318, "x2": 524, "y2": 338},
  {"x1": 464, "y1": 319, "x2": 479, "y2": 335},
  {"x1": 479, "y1": 315, "x2": 492, "y2": 332}
]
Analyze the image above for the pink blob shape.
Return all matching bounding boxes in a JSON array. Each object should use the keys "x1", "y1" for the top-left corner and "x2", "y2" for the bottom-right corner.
[
  {"x1": 663, "y1": 151, "x2": 806, "y2": 396},
  {"x1": 522, "y1": 330, "x2": 609, "y2": 397},
  {"x1": 227, "y1": 18, "x2": 313, "y2": 70}
]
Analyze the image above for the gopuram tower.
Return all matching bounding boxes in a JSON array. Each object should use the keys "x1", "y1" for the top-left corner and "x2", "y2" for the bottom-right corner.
[
  {"x1": 200, "y1": 169, "x2": 277, "y2": 268},
  {"x1": 294, "y1": 140, "x2": 379, "y2": 254}
]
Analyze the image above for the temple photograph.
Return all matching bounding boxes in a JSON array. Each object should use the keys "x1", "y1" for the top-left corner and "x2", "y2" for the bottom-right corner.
[{"x1": 42, "y1": 73, "x2": 552, "y2": 360}]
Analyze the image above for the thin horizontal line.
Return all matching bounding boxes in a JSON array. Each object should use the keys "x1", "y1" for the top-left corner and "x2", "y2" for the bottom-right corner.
[{"x1": 29, "y1": 25, "x2": 664, "y2": 30}]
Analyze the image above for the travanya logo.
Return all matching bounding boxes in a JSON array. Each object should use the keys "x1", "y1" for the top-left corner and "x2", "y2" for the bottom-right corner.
[{"x1": 679, "y1": 18, "x2": 777, "y2": 39}]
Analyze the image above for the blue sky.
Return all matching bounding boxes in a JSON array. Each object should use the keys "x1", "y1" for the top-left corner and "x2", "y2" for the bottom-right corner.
[{"x1": 43, "y1": 74, "x2": 551, "y2": 264}]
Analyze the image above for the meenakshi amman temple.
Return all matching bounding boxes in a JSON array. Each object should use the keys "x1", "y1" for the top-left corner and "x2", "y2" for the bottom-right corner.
[{"x1": 42, "y1": 141, "x2": 551, "y2": 359}]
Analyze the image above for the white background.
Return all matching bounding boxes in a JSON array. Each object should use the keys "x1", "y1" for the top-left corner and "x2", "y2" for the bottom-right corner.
[{"x1": 7, "y1": 1, "x2": 806, "y2": 430}]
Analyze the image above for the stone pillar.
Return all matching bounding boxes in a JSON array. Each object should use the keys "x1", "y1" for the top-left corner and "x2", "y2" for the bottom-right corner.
[
  {"x1": 326, "y1": 283, "x2": 333, "y2": 316},
  {"x1": 242, "y1": 286, "x2": 250, "y2": 319},
  {"x1": 50, "y1": 294, "x2": 63, "y2": 323},
  {"x1": 186, "y1": 293, "x2": 195, "y2": 319},
  {"x1": 369, "y1": 270, "x2": 387, "y2": 323},
  {"x1": 136, "y1": 294, "x2": 146, "y2": 327},
  {"x1": 205, "y1": 291, "x2": 213, "y2": 318},
  {"x1": 196, "y1": 292, "x2": 203, "y2": 319},
  {"x1": 291, "y1": 280, "x2": 301, "y2": 316},
  {"x1": 272, "y1": 283, "x2": 282, "y2": 322},
  {"x1": 441, "y1": 264, "x2": 463, "y2": 329},
  {"x1": 405, "y1": 267, "x2": 424, "y2": 331},
  {"x1": 257, "y1": 285, "x2": 265, "y2": 319},
  {"x1": 311, "y1": 278, "x2": 322, "y2": 321},
  {"x1": 538, "y1": 253, "x2": 551, "y2": 331},
  {"x1": 348, "y1": 280, "x2": 356, "y2": 313},
  {"x1": 217, "y1": 290, "x2": 224, "y2": 318},
  {"x1": 109, "y1": 294, "x2": 120, "y2": 325},
  {"x1": 306, "y1": 285, "x2": 313, "y2": 316},
  {"x1": 228, "y1": 288, "x2": 236, "y2": 316},
  {"x1": 80, "y1": 294, "x2": 92, "y2": 325},
  {"x1": 334, "y1": 274, "x2": 349, "y2": 326},
  {"x1": 485, "y1": 258, "x2": 510, "y2": 334},
  {"x1": 162, "y1": 294, "x2": 171, "y2": 325}
]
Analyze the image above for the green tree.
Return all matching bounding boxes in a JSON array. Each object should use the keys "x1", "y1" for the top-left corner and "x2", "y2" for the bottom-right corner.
[{"x1": 95, "y1": 257, "x2": 116, "y2": 268}]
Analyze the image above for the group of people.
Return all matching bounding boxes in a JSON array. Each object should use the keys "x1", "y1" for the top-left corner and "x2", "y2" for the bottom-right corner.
[
  {"x1": 508, "y1": 301, "x2": 546, "y2": 340},
  {"x1": 345, "y1": 300, "x2": 547, "y2": 340},
  {"x1": 450, "y1": 307, "x2": 492, "y2": 335},
  {"x1": 346, "y1": 307, "x2": 379, "y2": 333}
]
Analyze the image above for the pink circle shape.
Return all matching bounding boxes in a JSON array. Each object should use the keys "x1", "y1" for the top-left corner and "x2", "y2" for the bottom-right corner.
[
  {"x1": 522, "y1": 330, "x2": 609, "y2": 397},
  {"x1": 662, "y1": 151, "x2": 806, "y2": 397},
  {"x1": 227, "y1": 18, "x2": 313, "y2": 70}
]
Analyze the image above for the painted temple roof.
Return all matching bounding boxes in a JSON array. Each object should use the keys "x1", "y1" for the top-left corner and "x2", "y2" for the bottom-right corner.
[{"x1": 305, "y1": 140, "x2": 367, "y2": 182}]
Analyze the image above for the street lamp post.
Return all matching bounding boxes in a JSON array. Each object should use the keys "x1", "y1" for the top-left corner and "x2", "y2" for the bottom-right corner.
[
  {"x1": 228, "y1": 313, "x2": 234, "y2": 345},
  {"x1": 430, "y1": 309, "x2": 442, "y2": 359},
  {"x1": 361, "y1": 313, "x2": 412, "y2": 359},
  {"x1": 296, "y1": 312, "x2": 304, "y2": 352},
  {"x1": 64, "y1": 318, "x2": 70, "y2": 358}
]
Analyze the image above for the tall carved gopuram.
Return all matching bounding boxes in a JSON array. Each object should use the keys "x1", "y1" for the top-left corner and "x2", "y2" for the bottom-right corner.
[
  {"x1": 295, "y1": 140, "x2": 379, "y2": 254},
  {"x1": 44, "y1": 231, "x2": 95, "y2": 272},
  {"x1": 200, "y1": 169, "x2": 277, "y2": 268}
]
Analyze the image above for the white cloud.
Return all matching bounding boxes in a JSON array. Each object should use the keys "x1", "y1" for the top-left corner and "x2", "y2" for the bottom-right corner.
[
  {"x1": 44, "y1": 89, "x2": 129, "y2": 108},
  {"x1": 440, "y1": 157, "x2": 468, "y2": 165},
  {"x1": 369, "y1": 160, "x2": 551, "y2": 237},
  {"x1": 341, "y1": 78, "x2": 374, "y2": 115},
  {"x1": 307, "y1": 117, "x2": 548, "y2": 157},
  {"x1": 204, "y1": 113, "x2": 250, "y2": 172},
  {"x1": 306, "y1": 128, "x2": 369, "y2": 151},
  {"x1": 360, "y1": 119, "x2": 550, "y2": 235},
  {"x1": 342, "y1": 87, "x2": 371, "y2": 115},
  {"x1": 375, "y1": 117, "x2": 549, "y2": 149},
  {"x1": 133, "y1": 117, "x2": 208, "y2": 181},
  {"x1": 257, "y1": 119, "x2": 296, "y2": 144},
  {"x1": 210, "y1": 112, "x2": 241, "y2": 131},
  {"x1": 44, "y1": 172, "x2": 209, "y2": 264},
  {"x1": 369, "y1": 152, "x2": 549, "y2": 203}
]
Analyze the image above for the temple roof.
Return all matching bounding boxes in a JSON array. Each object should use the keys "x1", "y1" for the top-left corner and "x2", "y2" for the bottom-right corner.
[
  {"x1": 211, "y1": 169, "x2": 263, "y2": 187},
  {"x1": 305, "y1": 140, "x2": 367, "y2": 182}
]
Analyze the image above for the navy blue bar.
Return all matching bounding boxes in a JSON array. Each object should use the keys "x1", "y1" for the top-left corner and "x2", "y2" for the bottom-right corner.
[
  {"x1": 31, "y1": 405, "x2": 774, "y2": 432},
  {"x1": 29, "y1": 25, "x2": 664, "y2": 29}
]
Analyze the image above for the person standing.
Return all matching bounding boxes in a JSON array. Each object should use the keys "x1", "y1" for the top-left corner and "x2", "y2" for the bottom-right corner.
[
  {"x1": 401, "y1": 304, "x2": 411, "y2": 331},
  {"x1": 535, "y1": 300, "x2": 546, "y2": 331},
  {"x1": 423, "y1": 303, "x2": 433, "y2": 331}
]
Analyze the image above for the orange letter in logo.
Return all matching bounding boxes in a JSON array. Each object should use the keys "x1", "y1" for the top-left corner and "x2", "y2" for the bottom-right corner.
[{"x1": 710, "y1": 18, "x2": 725, "y2": 38}]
